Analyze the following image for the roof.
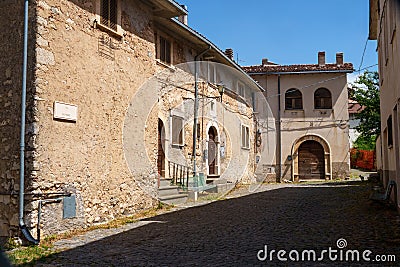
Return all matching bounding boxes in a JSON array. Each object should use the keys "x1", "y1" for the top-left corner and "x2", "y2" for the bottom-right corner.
[
  {"x1": 348, "y1": 99, "x2": 365, "y2": 114},
  {"x1": 242, "y1": 63, "x2": 354, "y2": 74},
  {"x1": 145, "y1": 0, "x2": 187, "y2": 18}
]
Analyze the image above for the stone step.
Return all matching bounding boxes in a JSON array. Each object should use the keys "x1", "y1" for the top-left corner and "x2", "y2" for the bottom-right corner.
[
  {"x1": 158, "y1": 186, "x2": 180, "y2": 197},
  {"x1": 159, "y1": 193, "x2": 188, "y2": 205},
  {"x1": 159, "y1": 178, "x2": 172, "y2": 187}
]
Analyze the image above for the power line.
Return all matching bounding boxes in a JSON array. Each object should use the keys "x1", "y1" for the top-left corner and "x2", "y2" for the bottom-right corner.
[{"x1": 358, "y1": 37, "x2": 369, "y2": 71}]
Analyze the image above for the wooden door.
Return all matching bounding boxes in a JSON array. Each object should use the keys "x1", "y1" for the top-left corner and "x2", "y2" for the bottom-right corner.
[
  {"x1": 208, "y1": 127, "x2": 217, "y2": 175},
  {"x1": 157, "y1": 119, "x2": 165, "y2": 177},
  {"x1": 298, "y1": 140, "x2": 324, "y2": 179}
]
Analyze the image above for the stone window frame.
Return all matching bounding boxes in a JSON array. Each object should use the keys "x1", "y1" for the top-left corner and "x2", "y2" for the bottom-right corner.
[
  {"x1": 285, "y1": 88, "x2": 303, "y2": 110},
  {"x1": 95, "y1": 0, "x2": 123, "y2": 38},
  {"x1": 241, "y1": 124, "x2": 250, "y2": 150},
  {"x1": 156, "y1": 32, "x2": 173, "y2": 65}
]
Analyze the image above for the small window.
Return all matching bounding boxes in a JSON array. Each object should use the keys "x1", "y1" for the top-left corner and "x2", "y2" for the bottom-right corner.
[
  {"x1": 285, "y1": 89, "x2": 302, "y2": 110},
  {"x1": 314, "y1": 88, "x2": 332, "y2": 109},
  {"x1": 238, "y1": 82, "x2": 245, "y2": 98},
  {"x1": 172, "y1": 116, "x2": 184, "y2": 146},
  {"x1": 208, "y1": 63, "x2": 216, "y2": 83},
  {"x1": 100, "y1": 0, "x2": 117, "y2": 31},
  {"x1": 159, "y1": 36, "x2": 171, "y2": 64},
  {"x1": 241, "y1": 125, "x2": 250, "y2": 149},
  {"x1": 388, "y1": 115, "x2": 393, "y2": 147}
]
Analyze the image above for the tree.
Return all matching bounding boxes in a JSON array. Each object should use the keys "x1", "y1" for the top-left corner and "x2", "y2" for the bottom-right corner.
[{"x1": 350, "y1": 71, "x2": 380, "y2": 149}]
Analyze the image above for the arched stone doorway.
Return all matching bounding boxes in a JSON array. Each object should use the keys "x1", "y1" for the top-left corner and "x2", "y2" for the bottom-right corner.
[
  {"x1": 157, "y1": 119, "x2": 166, "y2": 178},
  {"x1": 292, "y1": 135, "x2": 331, "y2": 181},
  {"x1": 298, "y1": 140, "x2": 325, "y2": 179},
  {"x1": 207, "y1": 126, "x2": 219, "y2": 176}
]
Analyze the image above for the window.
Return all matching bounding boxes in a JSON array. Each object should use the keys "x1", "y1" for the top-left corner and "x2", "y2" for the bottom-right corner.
[
  {"x1": 208, "y1": 63, "x2": 216, "y2": 83},
  {"x1": 100, "y1": 0, "x2": 117, "y2": 31},
  {"x1": 285, "y1": 89, "x2": 302, "y2": 110},
  {"x1": 241, "y1": 125, "x2": 250, "y2": 149},
  {"x1": 172, "y1": 116, "x2": 184, "y2": 146},
  {"x1": 387, "y1": 115, "x2": 393, "y2": 147},
  {"x1": 314, "y1": 88, "x2": 332, "y2": 109},
  {"x1": 159, "y1": 36, "x2": 171, "y2": 64},
  {"x1": 238, "y1": 82, "x2": 245, "y2": 98}
]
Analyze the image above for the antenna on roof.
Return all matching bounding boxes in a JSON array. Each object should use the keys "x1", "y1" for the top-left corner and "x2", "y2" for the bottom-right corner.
[{"x1": 236, "y1": 53, "x2": 245, "y2": 64}]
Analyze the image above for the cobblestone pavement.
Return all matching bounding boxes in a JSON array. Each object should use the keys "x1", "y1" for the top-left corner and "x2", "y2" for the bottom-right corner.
[{"x1": 35, "y1": 181, "x2": 400, "y2": 266}]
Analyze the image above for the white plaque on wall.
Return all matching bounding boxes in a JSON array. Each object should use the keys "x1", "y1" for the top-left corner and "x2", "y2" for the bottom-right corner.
[{"x1": 53, "y1": 101, "x2": 78, "y2": 122}]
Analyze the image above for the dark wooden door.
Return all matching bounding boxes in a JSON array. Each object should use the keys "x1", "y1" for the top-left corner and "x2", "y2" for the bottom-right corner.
[
  {"x1": 157, "y1": 119, "x2": 165, "y2": 177},
  {"x1": 298, "y1": 140, "x2": 324, "y2": 179},
  {"x1": 208, "y1": 127, "x2": 217, "y2": 175}
]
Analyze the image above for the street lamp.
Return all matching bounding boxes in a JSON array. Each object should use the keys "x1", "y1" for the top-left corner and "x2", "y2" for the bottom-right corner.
[{"x1": 217, "y1": 83, "x2": 225, "y2": 102}]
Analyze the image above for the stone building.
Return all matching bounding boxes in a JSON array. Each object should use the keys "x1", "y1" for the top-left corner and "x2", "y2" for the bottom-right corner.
[
  {"x1": 369, "y1": 0, "x2": 400, "y2": 208},
  {"x1": 243, "y1": 52, "x2": 353, "y2": 182},
  {"x1": 0, "y1": 0, "x2": 265, "y2": 242}
]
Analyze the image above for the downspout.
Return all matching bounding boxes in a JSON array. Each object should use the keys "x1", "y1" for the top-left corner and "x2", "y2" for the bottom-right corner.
[
  {"x1": 19, "y1": 0, "x2": 39, "y2": 245},
  {"x1": 192, "y1": 46, "x2": 211, "y2": 179},
  {"x1": 277, "y1": 74, "x2": 282, "y2": 182}
]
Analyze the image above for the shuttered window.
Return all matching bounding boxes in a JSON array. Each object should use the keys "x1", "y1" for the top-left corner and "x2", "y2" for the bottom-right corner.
[
  {"x1": 285, "y1": 89, "x2": 303, "y2": 110},
  {"x1": 241, "y1": 125, "x2": 250, "y2": 149},
  {"x1": 172, "y1": 116, "x2": 184, "y2": 146},
  {"x1": 314, "y1": 88, "x2": 332, "y2": 109},
  {"x1": 101, "y1": 0, "x2": 117, "y2": 31},
  {"x1": 159, "y1": 36, "x2": 171, "y2": 64}
]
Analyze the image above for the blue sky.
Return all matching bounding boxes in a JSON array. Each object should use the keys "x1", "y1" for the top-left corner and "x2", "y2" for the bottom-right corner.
[{"x1": 181, "y1": 0, "x2": 377, "y2": 78}]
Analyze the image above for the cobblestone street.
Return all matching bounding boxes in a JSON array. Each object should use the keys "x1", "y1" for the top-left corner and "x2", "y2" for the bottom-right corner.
[{"x1": 36, "y1": 181, "x2": 400, "y2": 266}]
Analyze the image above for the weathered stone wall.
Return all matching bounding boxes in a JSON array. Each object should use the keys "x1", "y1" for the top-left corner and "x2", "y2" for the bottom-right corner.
[
  {"x1": 155, "y1": 73, "x2": 256, "y2": 184},
  {"x1": 29, "y1": 0, "x2": 158, "y2": 236},
  {"x1": 0, "y1": 0, "x2": 38, "y2": 241}
]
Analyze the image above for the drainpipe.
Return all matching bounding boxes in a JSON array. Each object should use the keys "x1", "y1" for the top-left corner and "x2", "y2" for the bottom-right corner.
[
  {"x1": 192, "y1": 46, "x2": 211, "y2": 179},
  {"x1": 277, "y1": 74, "x2": 282, "y2": 182},
  {"x1": 19, "y1": 0, "x2": 39, "y2": 245}
]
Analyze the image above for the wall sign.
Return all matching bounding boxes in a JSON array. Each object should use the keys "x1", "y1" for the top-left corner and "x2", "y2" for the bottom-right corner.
[{"x1": 53, "y1": 101, "x2": 78, "y2": 122}]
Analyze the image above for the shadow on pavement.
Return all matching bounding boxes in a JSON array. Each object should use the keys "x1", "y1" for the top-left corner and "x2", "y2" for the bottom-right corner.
[{"x1": 36, "y1": 183, "x2": 400, "y2": 266}]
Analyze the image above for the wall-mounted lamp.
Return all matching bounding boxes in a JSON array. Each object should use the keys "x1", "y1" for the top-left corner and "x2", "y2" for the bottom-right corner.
[{"x1": 217, "y1": 83, "x2": 225, "y2": 102}]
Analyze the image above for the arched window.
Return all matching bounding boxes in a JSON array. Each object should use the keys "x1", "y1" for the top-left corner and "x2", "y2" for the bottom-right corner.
[
  {"x1": 285, "y1": 89, "x2": 303, "y2": 110},
  {"x1": 314, "y1": 88, "x2": 332, "y2": 109}
]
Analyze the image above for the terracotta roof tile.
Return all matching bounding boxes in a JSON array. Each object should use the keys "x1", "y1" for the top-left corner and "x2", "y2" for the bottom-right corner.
[
  {"x1": 348, "y1": 99, "x2": 365, "y2": 114},
  {"x1": 242, "y1": 63, "x2": 354, "y2": 73}
]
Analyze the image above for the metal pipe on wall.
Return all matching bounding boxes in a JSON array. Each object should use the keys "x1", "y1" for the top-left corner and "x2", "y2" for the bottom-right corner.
[
  {"x1": 277, "y1": 74, "x2": 282, "y2": 182},
  {"x1": 19, "y1": 0, "x2": 39, "y2": 245}
]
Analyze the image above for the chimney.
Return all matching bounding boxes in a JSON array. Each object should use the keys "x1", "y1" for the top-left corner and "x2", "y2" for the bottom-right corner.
[
  {"x1": 262, "y1": 58, "x2": 269, "y2": 66},
  {"x1": 224, "y1": 48, "x2": 234, "y2": 61},
  {"x1": 336, "y1": 52, "x2": 344, "y2": 65},
  {"x1": 318, "y1": 51, "x2": 326, "y2": 66},
  {"x1": 178, "y1": 5, "x2": 188, "y2": 25}
]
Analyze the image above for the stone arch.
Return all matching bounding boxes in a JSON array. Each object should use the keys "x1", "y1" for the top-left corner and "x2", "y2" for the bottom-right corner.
[
  {"x1": 205, "y1": 121, "x2": 220, "y2": 177},
  {"x1": 291, "y1": 134, "x2": 332, "y2": 181}
]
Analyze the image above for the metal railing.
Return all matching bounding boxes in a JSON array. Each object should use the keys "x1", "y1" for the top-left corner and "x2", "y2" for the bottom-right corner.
[{"x1": 168, "y1": 162, "x2": 190, "y2": 189}]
